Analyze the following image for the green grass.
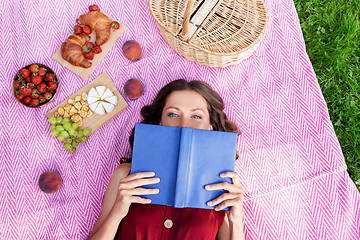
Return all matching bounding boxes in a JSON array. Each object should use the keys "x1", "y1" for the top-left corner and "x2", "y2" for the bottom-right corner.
[{"x1": 294, "y1": 0, "x2": 360, "y2": 191}]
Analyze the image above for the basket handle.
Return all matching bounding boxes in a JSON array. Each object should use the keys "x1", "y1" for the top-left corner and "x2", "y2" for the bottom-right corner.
[{"x1": 179, "y1": 0, "x2": 197, "y2": 42}]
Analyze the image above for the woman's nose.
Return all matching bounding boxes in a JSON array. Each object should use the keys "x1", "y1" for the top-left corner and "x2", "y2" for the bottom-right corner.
[{"x1": 178, "y1": 117, "x2": 189, "y2": 128}]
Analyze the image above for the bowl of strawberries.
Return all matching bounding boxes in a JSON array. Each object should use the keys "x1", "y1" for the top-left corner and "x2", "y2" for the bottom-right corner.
[{"x1": 13, "y1": 63, "x2": 58, "y2": 108}]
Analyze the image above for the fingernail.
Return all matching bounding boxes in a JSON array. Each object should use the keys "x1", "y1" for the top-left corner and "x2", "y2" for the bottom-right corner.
[
  {"x1": 205, "y1": 185, "x2": 211, "y2": 190},
  {"x1": 215, "y1": 206, "x2": 219, "y2": 211},
  {"x1": 150, "y1": 172, "x2": 155, "y2": 176},
  {"x1": 153, "y1": 189, "x2": 159, "y2": 193},
  {"x1": 220, "y1": 173, "x2": 225, "y2": 177},
  {"x1": 207, "y1": 201, "x2": 212, "y2": 206},
  {"x1": 155, "y1": 178, "x2": 160, "y2": 182}
]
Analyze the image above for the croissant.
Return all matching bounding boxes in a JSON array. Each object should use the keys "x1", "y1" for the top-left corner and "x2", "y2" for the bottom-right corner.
[
  {"x1": 61, "y1": 34, "x2": 91, "y2": 68},
  {"x1": 76, "y1": 12, "x2": 111, "y2": 46}
]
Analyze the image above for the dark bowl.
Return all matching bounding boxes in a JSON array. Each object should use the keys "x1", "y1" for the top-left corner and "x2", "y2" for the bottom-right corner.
[{"x1": 13, "y1": 63, "x2": 58, "y2": 108}]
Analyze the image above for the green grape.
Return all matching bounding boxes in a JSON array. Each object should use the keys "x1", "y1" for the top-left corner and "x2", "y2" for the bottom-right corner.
[
  {"x1": 64, "y1": 143, "x2": 71, "y2": 150},
  {"x1": 63, "y1": 122, "x2": 71, "y2": 131},
  {"x1": 68, "y1": 127, "x2": 75, "y2": 136},
  {"x1": 51, "y1": 129, "x2": 59, "y2": 137},
  {"x1": 57, "y1": 135, "x2": 65, "y2": 142},
  {"x1": 72, "y1": 123, "x2": 78, "y2": 131},
  {"x1": 80, "y1": 136, "x2": 87, "y2": 143},
  {"x1": 77, "y1": 131, "x2": 84, "y2": 138},
  {"x1": 69, "y1": 148, "x2": 76, "y2": 153},
  {"x1": 50, "y1": 125, "x2": 56, "y2": 130},
  {"x1": 56, "y1": 117, "x2": 63, "y2": 124},
  {"x1": 48, "y1": 117, "x2": 57, "y2": 125},
  {"x1": 73, "y1": 132, "x2": 78, "y2": 138},
  {"x1": 66, "y1": 138, "x2": 73, "y2": 144},
  {"x1": 75, "y1": 138, "x2": 80, "y2": 143},
  {"x1": 72, "y1": 141, "x2": 80, "y2": 148},
  {"x1": 61, "y1": 131, "x2": 69, "y2": 138},
  {"x1": 83, "y1": 128, "x2": 91, "y2": 136},
  {"x1": 61, "y1": 118, "x2": 70, "y2": 124},
  {"x1": 56, "y1": 125, "x2": 64, "y2": 131}
]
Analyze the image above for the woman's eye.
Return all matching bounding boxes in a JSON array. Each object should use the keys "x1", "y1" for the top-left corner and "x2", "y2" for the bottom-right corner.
[
  {"x1": 168, "y1": 113, "x2": 178, "y2": 117},
  {"x1": 192, "y1": 115, "x2": 202, "y2": 119}
]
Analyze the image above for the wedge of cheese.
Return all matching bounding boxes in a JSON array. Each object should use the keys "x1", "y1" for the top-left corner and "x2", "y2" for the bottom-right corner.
[{"x1": 87, "y1": 86, "x2": 118, "y2": 115}]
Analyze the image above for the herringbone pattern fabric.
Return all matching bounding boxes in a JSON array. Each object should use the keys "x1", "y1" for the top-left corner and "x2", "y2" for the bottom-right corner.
[{"x1": 0, "y1": 0, "x2": 359, "y2": 239}]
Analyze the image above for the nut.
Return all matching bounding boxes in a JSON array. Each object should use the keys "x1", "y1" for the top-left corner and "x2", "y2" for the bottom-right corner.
[
  {"x1": 82, "y1": 92, "x2": 88, "y2": 101},
  {"x1": 64, "y1": 104, "x2": 72, "y2": 113},
  {"x1": 87, "y1": 110, "x2": 93, "y2": 117},
  {"x1": 57, "y1": 107, "x2": 65, "y2": 116},
  {"x1": 69, "y1": 106, "x2": 78, "y2": 115},
  {"x1": 71, "y1": 114, "x2": 81, "y2": 123},
  {"x1": 75, "y1": 95, "x2": 81, "y2": 102},
  {"x1": 76, "y1": 119, "x2": 83, "y2": 127},
  {"x1": 80, "y1": 110, "x2": 87, "y2": 118},
  {"x1": 74, "y1": 102, "x2": 82, "y2": 110}
]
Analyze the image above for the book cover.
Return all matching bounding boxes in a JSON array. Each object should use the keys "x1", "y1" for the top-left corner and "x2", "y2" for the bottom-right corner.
[{"x1": 130, "y1": 123, "x2": 238, "y2": 210}]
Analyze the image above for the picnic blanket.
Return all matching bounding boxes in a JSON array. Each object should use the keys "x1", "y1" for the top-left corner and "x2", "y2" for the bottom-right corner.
[{"x1": 1, "y1": 0, "x2": 359, "y2": 239}]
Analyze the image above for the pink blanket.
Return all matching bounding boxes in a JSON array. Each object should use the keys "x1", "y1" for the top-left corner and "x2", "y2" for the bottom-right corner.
[{"x1": 1, "y1": 0, "x2": 359, "y2": 239}]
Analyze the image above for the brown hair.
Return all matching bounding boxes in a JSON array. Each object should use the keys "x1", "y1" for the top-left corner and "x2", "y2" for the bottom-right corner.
[{"x1": 126, "y1": 79, "x2": 239, "y2": 154}]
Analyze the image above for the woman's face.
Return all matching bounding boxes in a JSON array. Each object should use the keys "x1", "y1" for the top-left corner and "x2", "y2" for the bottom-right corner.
[{"x1": 160, "y1": 90, "x2": 213, "y2": 130}]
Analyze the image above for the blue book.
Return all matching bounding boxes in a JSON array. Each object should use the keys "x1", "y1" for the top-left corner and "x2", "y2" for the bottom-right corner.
[{"x1": 130, "y1": 123, "x2": 237, "y2": 210}]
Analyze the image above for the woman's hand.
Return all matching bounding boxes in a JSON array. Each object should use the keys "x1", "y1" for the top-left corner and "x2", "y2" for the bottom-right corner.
[
  {"x1": 205, "y1": 171, "x2": 244, "y2": 222},
  {"x1": 112, "y1": 171, "x2": 160, "y2": 219}
]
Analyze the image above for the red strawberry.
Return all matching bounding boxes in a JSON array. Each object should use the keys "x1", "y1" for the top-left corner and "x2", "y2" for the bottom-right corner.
[
  {"x1": 45, "y1": 73, "x2": 54, "y2": 82},
  {"x1": 31, "y1": 75, "x2": 42, "y2": 85},
  {"x1": 25, "y1": 76, "x2": 31, "y2": 83},
  {"x1": 16, "y1": 93, "x2": 25, "y2": 101},
  {"x1": 18, "y1": 69, "x2": 31, "y2": 79},
  {"x1": 44, "y1": 92, "x2": 52, "y2": 100},
  {"x1": 89, "y1": 4, "x2": 100, "y2": 11},
  {"x1": 37, "y1": 82, "x2": 48, "y2": 93},
  {"x1": 14, "y1": 81, "x2": 21, "y2": 89},
  {"x1": 94, "y1": 45, "x2": 102, "y2": 54},
  {"x1": 111, "y1": 21, "x2": 120, "y2": 31},
  {"x1": 73, "y1": 25, "x2": 83, "y2": 34},
  {"x1": 29, "y1": 64, "x2": 39, "y2": 73},
  {"x1": 19, "y1": 86, "x2": 32, "y2": 96},
  {"x1": 38, "y1": 67, "x2": 47, "y2": 77},
  {"x1": 83, "y1": 25, "x2": 92, "y2": 35},
  {"x1": 85, "y1": 42, "x2": 95, "y2": 50},
  {"x1": 30, "y1": 98, "x2": 40, "y2": 107},
  {"x1": 39, "y1": 95, "x2": 46, "y2": 103},
  {"x1": 47, "y1": 81, "x2": 57, "y2": 91},
  {"x1": 24, "y1": 96, "x2": 32, "y2": 105},
  {"x1": 31, "y1": 89, "x2": 40, "y2": 98},
  {"x1": 84, "y1": 49, "x2": 94, "y2": 60}
]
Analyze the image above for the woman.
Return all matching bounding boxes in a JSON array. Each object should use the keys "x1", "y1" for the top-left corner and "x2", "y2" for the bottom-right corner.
[{"x1": 87, "y1": 79, "x2": 245, "y2": 240}]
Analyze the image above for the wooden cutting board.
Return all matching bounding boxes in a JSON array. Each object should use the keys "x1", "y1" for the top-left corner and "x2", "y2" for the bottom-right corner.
[
  {"x1": 46, "y1": 73, "x2": 129, "y2": 134},
  {"x1": 53, "y1": 12, "x2": 127, "y2": 80}
]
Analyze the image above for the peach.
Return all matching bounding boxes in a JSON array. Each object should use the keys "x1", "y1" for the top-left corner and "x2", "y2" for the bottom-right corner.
[
  {"x1": 122, "y1": 40, "x2": 142, "y2": 60},
  {"x1": 124, "y1": 78, "x2": 144, "y2": 100},
  {"x1": 38, "y1": 171, "x2": 63, "y2": 194}
]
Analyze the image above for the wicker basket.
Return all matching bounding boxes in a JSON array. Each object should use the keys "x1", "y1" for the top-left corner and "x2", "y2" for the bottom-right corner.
[{"x1": 149, "y1": 0, "x2": 268, "y2": 67}]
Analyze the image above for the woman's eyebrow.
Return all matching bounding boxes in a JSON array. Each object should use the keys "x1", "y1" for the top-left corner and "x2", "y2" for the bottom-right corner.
[
  {"x1": 165, "y1": 106, "x2": 180, "y2": 111},
  {"x1": 191, "y1": 108, "x2": 205, "y2": 112}
]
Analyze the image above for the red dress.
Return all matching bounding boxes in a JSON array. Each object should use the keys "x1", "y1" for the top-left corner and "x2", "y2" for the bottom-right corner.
[{"x1": 118, "y1": 203, "x2": 226, "y2": 240}]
